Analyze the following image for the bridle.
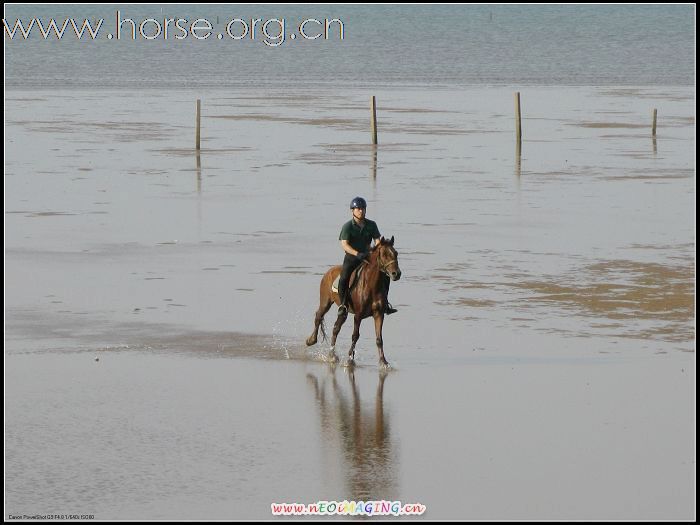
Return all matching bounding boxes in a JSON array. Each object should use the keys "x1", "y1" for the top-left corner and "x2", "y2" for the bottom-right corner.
[{"x1": 374, "y1": 246, "x2": 399, "y2": 277}]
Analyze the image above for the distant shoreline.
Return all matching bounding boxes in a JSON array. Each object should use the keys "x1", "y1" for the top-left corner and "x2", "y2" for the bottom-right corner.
[{"x1": 4, "y1": 83, "x2": 696, "y2": 93}]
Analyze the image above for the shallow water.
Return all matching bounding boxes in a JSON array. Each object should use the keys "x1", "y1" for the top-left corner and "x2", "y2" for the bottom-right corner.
[
  {"x1": 5, "y1": 86, "x2": 695, "y2": 359},
  {"x1": 4, "y1": 86, "x2": 696, "y2": 519}
]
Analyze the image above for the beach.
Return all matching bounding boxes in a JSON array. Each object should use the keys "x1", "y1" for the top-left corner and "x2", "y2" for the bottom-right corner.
[{"x1": 4, "y1": 85, "x2": 696, "y2": 520}]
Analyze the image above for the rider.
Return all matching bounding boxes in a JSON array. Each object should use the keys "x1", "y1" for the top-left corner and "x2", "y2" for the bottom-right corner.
[{"x1": 337, "y1": 196, "x2": 397, "y2": 316}]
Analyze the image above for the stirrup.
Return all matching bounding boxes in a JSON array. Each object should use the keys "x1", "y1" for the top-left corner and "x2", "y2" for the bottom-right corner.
[{"x1": 385, "y1": 302, "x2": 398, "y2": 315}]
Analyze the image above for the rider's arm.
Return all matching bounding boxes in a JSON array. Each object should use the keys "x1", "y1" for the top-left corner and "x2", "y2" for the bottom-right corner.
[{"x1": 340, "y1": 240, "x2": 359, "y2": 257}]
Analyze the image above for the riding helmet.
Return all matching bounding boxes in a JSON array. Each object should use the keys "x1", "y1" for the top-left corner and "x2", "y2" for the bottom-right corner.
[{"x1": 350, "y1": 196, "x2": 367, "y2": 209}]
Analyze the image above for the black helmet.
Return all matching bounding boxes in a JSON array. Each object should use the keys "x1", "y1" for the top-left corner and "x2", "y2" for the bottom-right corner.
[{"x1": 350, "y1": 196, "x2": 367, "y2": 209}]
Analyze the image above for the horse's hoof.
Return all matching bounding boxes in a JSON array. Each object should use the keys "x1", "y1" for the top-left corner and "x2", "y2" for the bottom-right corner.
[
  {"x1": 305, "y1": 336, "x2": 316, "y2": 346},
  {"x1": 324, "y1": 350, "x2": 339, "y2": 363},
  {"x1": 379, "y1": 360, "x2": 391, "y2": 371},
  {"x1": 342, "y1": 358, "x2": 355, "y2": 368}
]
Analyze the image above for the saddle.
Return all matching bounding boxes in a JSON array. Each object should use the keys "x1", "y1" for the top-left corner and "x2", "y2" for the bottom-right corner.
[{"x1": 331, "y1": 265, "x2": 365, "y2": 294}]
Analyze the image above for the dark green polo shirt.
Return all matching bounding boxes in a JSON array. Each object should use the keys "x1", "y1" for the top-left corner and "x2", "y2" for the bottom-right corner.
[{"x1": 339, "y1": 218, "x2": 381, "y2": 253}]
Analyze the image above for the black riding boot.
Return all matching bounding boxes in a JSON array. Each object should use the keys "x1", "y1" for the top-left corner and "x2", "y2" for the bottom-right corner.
[{"x1": 337, "y1": 287, "x2": 348, "y2": 315}]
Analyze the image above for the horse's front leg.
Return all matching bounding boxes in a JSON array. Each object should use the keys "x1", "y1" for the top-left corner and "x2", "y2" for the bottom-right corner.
[
  {"x1": 348, "y1": 315, "x2": 362, "y2": 362},
  {"x1": 373, "y1": 312, "x2": 389, "y2": 367}
]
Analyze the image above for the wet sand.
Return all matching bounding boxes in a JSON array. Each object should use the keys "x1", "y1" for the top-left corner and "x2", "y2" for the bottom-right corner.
[
  {"x1": 4, "y1": 344, "x2": 694, "y2": 520},
  {"x1": 4, "y1": 86, "x2": 696, "y2": 519}
]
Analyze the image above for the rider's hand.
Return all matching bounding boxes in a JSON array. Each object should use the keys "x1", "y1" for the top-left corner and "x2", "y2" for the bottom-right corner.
[{"x1": 356, "y1": 251, "x2": 368, "y2": 261}]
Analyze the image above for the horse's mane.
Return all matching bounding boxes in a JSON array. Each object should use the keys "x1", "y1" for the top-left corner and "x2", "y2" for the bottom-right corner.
[
  {"x1": 371, "y1": 237, "x2": 394, "y2": 252},
  {"x1": 369, "y1": 242, "x2": 385, "y2": 257},
  {"x1": 370, "y1": 238, "x2": 388, "y2": 252}
]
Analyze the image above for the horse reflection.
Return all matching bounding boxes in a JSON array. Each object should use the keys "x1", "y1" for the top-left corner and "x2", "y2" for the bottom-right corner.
[{"x1": 306, "y1": 367, "x2": 397, "y2": 501}]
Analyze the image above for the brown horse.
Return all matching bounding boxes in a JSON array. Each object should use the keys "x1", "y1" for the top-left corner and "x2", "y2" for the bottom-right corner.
[{"x1": 306, "y1": 236, "x2": 401, "y2": 367}]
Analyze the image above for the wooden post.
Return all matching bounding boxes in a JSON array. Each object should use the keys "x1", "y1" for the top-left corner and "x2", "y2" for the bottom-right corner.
[
  {"x1": 514, "y1": 92, "x2": 522, "y2": 149},
  {"x1": 652, "y1": 108, "x2": 657, "y2": 136},
  {"x1": 370, "y1": 96, "x2": 378, "y2": 145},
  {"x1": 195, "y1": 99, "x2": 201, "y2": 151}
]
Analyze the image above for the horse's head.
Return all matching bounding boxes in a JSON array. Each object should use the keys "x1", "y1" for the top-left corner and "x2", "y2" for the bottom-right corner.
[{"x1": 373, "y1": 236, "x2": 401, "y2": 281}]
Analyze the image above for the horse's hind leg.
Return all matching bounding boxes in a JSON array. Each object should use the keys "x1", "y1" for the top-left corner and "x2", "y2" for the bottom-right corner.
[
  {"x1": 306, "y1": 298, "x2": 333, "y2": 346},
  {"x1": 323, "y1": 309, "x2": 348, "y2": 364},
  {"x1": 330, "y1": 308, "x2": 349, "y2": 350},
  {"x1": 348, "y1": 315, "x2": 362, "y2": 362}
]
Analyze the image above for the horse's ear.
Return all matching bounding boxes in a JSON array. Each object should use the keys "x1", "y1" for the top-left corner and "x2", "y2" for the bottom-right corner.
[
  {"x1": 389, "y1": 236, "x2": 394, "y2": 246},
  {"x1": 379, "y1": 236, "x2": 385, "y2": 245}
]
